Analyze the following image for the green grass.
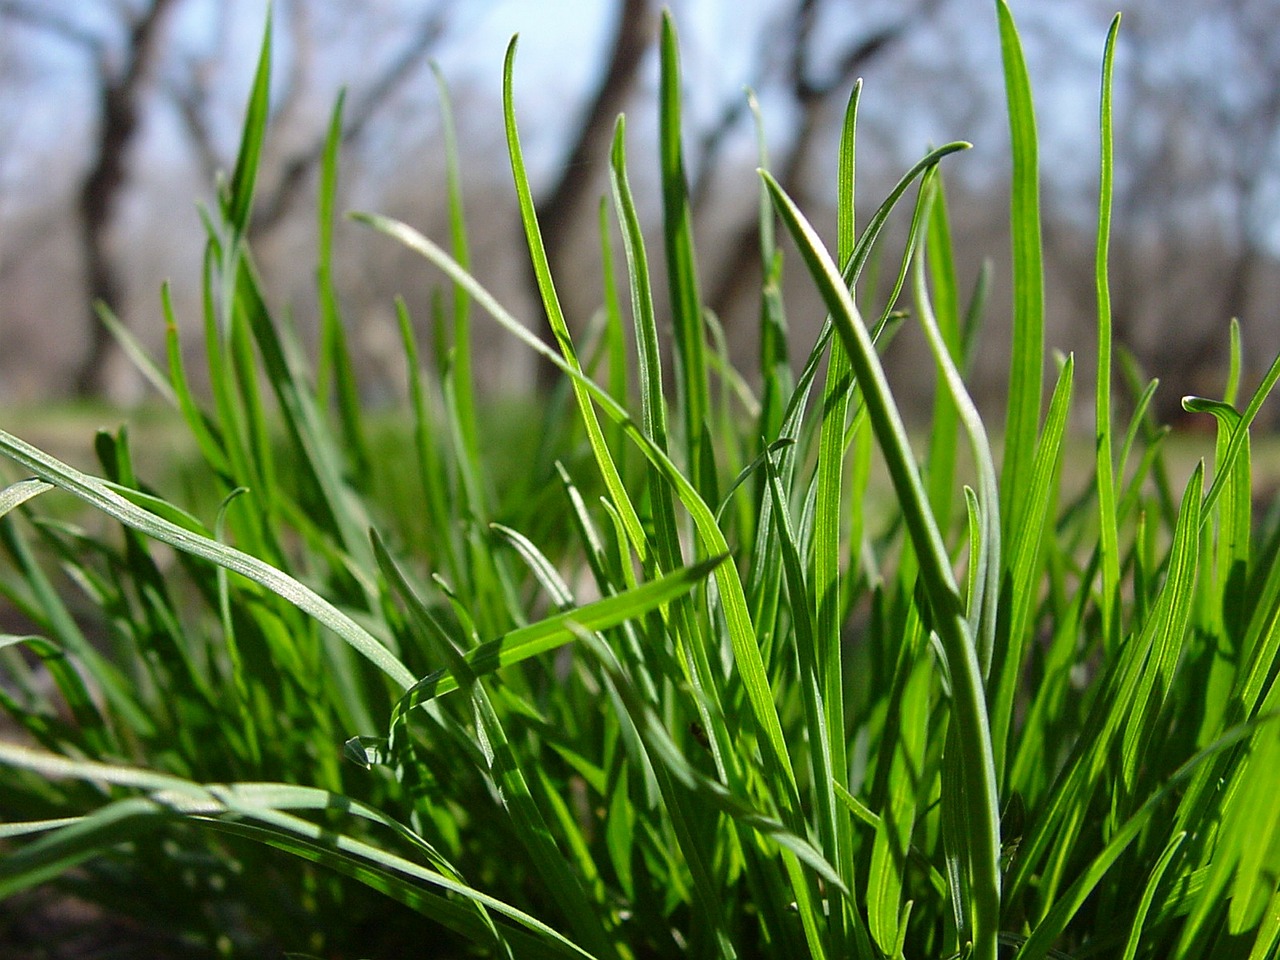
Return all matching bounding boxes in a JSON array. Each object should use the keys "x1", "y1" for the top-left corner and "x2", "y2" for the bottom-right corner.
[{"x1": 3, "y1": 6, "x2": 1280, "y2": 959}]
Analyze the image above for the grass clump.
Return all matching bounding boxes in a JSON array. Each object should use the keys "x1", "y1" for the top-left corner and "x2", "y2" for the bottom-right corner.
[{"x1": 2, "y1": 6, "x2": 1280, "y2": 959}]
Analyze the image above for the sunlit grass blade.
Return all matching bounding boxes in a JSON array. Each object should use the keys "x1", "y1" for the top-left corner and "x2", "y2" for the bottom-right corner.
[
  {"x1": 658, "y1": 10, "x2": 712, "y2": 502},
  {"x1": 315, "y1": 90, "x2": 371, "y2": 480},
  {"x1": 762, "y1": 170, "x2": 1002, "y2": 960},
  {"x1": 763, "y1": 451, "x2": 856, "y2": 957},
  {"x1": 991, "y1": 354, "x2": 1072, "y2": 782},
  {"x1": 501, "y1": 39, "x2": 647, "y2": 565},
  {"x1": 914, "y1": 178, "x2": 1001, "y2": 677},
  {"x1": 996, "y1": 0, "x2": 1045, "y2": 537},
  {"x1": 390, "y1": 555, "x2": 725, "y2": 712},
  {"x1": 1094, "y1": 14, "x2": 1122, "y2": 642},
  {"x1": 597, "y1": 197, "x2": 630, "y2": 470},
  {"x1": 1118, "y1": 831, "x2": 1185, "y2": 960},
  {"x1": 924, "y1": 173, "x2": 963, "y2": 534},
  {"x1": 606, "y1": 127, "x2": 817, "y2": 947},
  {"x1": 0, "y1": 427, "x2": 414, "y2": 689},
  {"x1": 1225, "y1": 728, "x2": 1280, "y2": 934},
  {"x1": 609, "y1": 117, "x2": 679, "y2": 566},
  {"x1": 866, "y1": 610, "x2": 930, "y2": 956},
  {"x1": 811, "y1": 84, "x2": 860, "y2": 954},
  {"x1": 1194, "y1": 345, "x2": 1280, "y2": 524},
  {"x1": 0, "y1": 478, "x2": 53, "y2": 518},
  {"x1": 222, "y1": 7, "x2": 270, "y2": 235}
]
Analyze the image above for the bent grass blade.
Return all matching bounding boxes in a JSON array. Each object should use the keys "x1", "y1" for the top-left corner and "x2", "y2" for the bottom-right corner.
[{"x1": 0, "y1": 428, "x2": 415, "y2": 689}]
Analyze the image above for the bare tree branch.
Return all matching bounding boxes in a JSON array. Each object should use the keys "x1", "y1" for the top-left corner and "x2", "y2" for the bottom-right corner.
[
  {"x1": 704, "y1": 0, "x2": 935, "y2": 324},
  {"x1": 167, "y1": 2, "x2": 452, "y2": 237},
  {"x1": 2, "y1": 0, "x2": 183, "y2": 394},
  {"x1": 0, "y1": 1, "x2": 102, "y2": 51},
  {"x1": 3, "y1": 0, "x2": 182, "y2": 395},
  {"x1": 252, "y1": 5, "x2": 453, "y2": 233}
]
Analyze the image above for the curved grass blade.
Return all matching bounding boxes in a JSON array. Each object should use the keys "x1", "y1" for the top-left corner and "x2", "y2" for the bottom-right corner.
[
  {"x1": 391, "y1": 554, "x2": 726, "y2": 713},
  {"x1": 0, "y1": 478, "x2": 53, "y2": 518},
  {"x1": 0, "y1": 428, "x2": 415, "y2": 689},
  {"x1": 762, "y1": 170, "x2": 1002, "y2": 960}
]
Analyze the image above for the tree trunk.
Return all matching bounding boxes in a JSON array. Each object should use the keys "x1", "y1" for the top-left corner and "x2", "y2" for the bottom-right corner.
[{"x1": 74, "y1": 0, "x2": 177, "y2": 397}]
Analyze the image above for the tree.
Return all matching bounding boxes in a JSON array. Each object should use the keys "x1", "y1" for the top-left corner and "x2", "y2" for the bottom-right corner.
[
  {"x1": 0, "y1": 0, "x2": 455, "y2": 399},
  {"x1": 687, "y1": 0, "x2": 944, "y2": 327},
  {"x1": 1, "y1": 0, "x2": 178, "y2": 395}
]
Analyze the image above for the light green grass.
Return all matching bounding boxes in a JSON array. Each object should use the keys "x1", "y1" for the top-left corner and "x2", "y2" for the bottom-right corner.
[{"x1": 2, "y1": 6, "x2": 1280, "y2": 959}]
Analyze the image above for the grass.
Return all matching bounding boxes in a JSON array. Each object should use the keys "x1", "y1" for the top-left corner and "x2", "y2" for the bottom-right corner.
[{"x1": 2, "y1": 5, "x2": 1280, "y2": 959}]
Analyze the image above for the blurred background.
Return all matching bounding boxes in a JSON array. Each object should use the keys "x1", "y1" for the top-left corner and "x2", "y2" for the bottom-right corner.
[{"x1": 0, "y1": 0, "x2": 1276, "y2": 422}]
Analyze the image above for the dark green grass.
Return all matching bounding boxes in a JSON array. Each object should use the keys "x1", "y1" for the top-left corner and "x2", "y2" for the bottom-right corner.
[{"x1": 2, "y1": 6, "x2": 1280, "y2": 959}]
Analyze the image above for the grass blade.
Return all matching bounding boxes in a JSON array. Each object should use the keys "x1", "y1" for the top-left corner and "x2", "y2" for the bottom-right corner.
[
  {"x1": 0, "y1": 428, "x2": 414, "y2": 689},
  {"x1": 762, "y1": 171, "x2": 1002, "y2": 960},
  {"x1": 1094, "y1": 14, "x2": 1122, "y2": 641},
  {"x1": 996, "y1": 0, "x2": 1045, "y2": 537},
  {"x1": 658, "y1": 11, "x2": 712, "y2": 501}
]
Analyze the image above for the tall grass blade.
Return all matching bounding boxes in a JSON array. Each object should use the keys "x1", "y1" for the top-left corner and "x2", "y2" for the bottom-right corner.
[
  {"x1": 995, "y1": 0, "x2": 1045, "y2": 536},
  {"x1": 658, "y1": 11, "x2": 713, "y2": 502},
  {"x1": 501, "y1": 39, "x2": 647, "y2": 563},
  {"x1": 762, "y1": 171, "x2": 1001, "y2": 960},
  {"x1": 315, "y1": 90, "x2": 371, "y2": 479},
  {"x1": 1094, "y1": 14, "x2": 1122, "y2": 641},
  {"x1": 222, "y1": 8, "x2": 271, "y2": 236}
]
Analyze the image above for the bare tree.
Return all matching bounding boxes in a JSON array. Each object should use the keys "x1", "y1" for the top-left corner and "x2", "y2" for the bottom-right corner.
[
  {"x1": 0, "y1": 0, "x2": 457, "y2": 399},
  {"x1": 1103, "y1": 0, "x2": 1280, "y2": 409},
  {"x1": 689, "y1": 0, "x2": 943, "y2": 327},
  {"x1": 0, "y1": 0, "x2": 179, "y2": 395},
  {"x1": 170, "y1": 0, "x2": 454, "y2": 241}
]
